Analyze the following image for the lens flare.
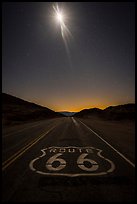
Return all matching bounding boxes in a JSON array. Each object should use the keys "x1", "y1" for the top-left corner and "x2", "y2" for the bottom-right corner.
[
  {"x1": 53, "y1": 3, "x2": 73, "y2": 69},
  {"x1": 53, "y1": 4, "x2": 72, "y2": 39},
  {"x1": 56, "y1": 12, "x2": 64, "y2": 24}
]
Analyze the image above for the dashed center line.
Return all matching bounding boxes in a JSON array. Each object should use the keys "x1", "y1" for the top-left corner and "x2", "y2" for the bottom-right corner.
[{"x1": 2, "y1": 125, "x2": 57, "y2": 171}]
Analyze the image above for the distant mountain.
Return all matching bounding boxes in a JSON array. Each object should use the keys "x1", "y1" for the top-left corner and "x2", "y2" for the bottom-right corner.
[
  {"x1": 103, "y1": 104, "x2": 135, "y2": 120},
  {"x1": 2, "y1": 93, "x2": 63, "y2": 126},
  {"x1": 59, "y1": 111, "x2": 77, "y2": 116},
  {"x1": 74, "y1": 104, "x2": 135, "y2": 120},
  {"x1": 74, "y1": 108, "x2": 103, "y2": 117}
]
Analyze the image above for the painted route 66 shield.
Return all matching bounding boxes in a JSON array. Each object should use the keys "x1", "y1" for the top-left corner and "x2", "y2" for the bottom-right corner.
[{"x1": 29, "y1": 146, "x2": 115, "y2": 177}]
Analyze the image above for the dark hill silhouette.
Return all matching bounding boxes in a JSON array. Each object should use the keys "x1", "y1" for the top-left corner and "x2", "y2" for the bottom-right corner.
[
  {"x1": 74, "y1": 104, "x2": 135, "y2": 120},
  {"x1": 103, "y1": 104, "x2": 135, "y2": 120},
  {"x1": 2, "y1": 93, "x2": 63, "y2": 126},
  {"x1": 74, "y1": 108, "x2": 103, "y2": 118}
]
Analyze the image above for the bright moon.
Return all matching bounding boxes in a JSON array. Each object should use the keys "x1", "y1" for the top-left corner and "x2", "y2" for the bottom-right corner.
[
  {"x1": 56, "y1": 12, "x2": 64, "y2": 24},
  {"x1": 52, "y1": 3, "x2": 73, "y2": 69},
  {"x1": 53, "y1": 3, "x2": 72, "y2": 40},
  {"x1": 53, "y1": 4, "x2": 65, "y2": 26}
]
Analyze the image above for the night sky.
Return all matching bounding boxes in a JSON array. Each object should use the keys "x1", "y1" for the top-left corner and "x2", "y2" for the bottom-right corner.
[{"x1": 2, "y1": 2, "x2": 135, "y2": 112}]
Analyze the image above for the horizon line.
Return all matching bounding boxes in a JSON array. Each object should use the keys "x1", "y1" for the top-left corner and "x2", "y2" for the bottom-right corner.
[{"x1": 2, "y1": 92, "x2": 135, "y2": 113}]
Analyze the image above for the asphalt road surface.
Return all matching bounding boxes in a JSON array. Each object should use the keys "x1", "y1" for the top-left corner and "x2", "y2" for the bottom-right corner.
[{"x1": 2, "y1": 117, "x2": 135, "y2": 202}]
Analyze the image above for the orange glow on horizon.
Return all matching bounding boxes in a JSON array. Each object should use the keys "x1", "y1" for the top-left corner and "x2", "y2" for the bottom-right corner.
[
  {"x1": 55, "y1": 105, "x2": 111, "y2": 112},
  {"x1": 16, "y1": 94, "x2": 135, "y2": 113},
  {"x1": 38, "y1": 100, "x2": 135, "y2": 112},
  {"x1": 37, "y1": 102, "x2": 128, "y2": 112},
  {"x1": 32, "y1": 100, "x2": 109, "y2": 112}
]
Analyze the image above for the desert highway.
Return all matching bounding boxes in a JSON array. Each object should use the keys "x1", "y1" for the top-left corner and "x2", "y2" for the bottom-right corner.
[{"x1": 2, "y1": 117, "x2": 135, "y2": 202}]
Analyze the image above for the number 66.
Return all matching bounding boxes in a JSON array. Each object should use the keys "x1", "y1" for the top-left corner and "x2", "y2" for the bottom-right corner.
[{"x1": 46, "y1": 153, "x2": 99, "y2": 172}]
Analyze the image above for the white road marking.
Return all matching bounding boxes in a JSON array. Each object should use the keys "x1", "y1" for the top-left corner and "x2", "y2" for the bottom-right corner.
[
  {"x1": 34, "y1": 171, "x2": 107, "y2": 177},
  {"x1": 46, "y1": 153, "x2": 66, "y2": 171},
  {"x1": 77, "y1": 153, "x2": 99, "y2": 172},
  {"x1": 29, "y1": 146, "x2": 115, "y2": 176},
  {"x1": 72, "y1": 117, "x2": 79, "y2": 127},
  {"x1": 77, "y1": 119, "x2": 135, "y2": 168},
  {"x1": 2, "y1": 125, "x2": 58, "y2": 171}
]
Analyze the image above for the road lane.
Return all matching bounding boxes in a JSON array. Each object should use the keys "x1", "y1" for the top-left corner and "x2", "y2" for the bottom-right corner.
[
  {"x1": 2, "y1": 117, "x2": 65, "y2": 162},
  {"x1": 77, "y1": 118, "x2": 135, "y2": 167},
  {"x1": 3, "y1": 120, "x2": 47, "y2": 137},
  {"x1": 2, "y1": 125, "x2": 58, "y2": 171},
  {"x1": 76, "y1": 116, "x2": 135, "y2": 163},
  {"x1": 2, "y1": 117, "x2": 135, "y2": 202}
]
